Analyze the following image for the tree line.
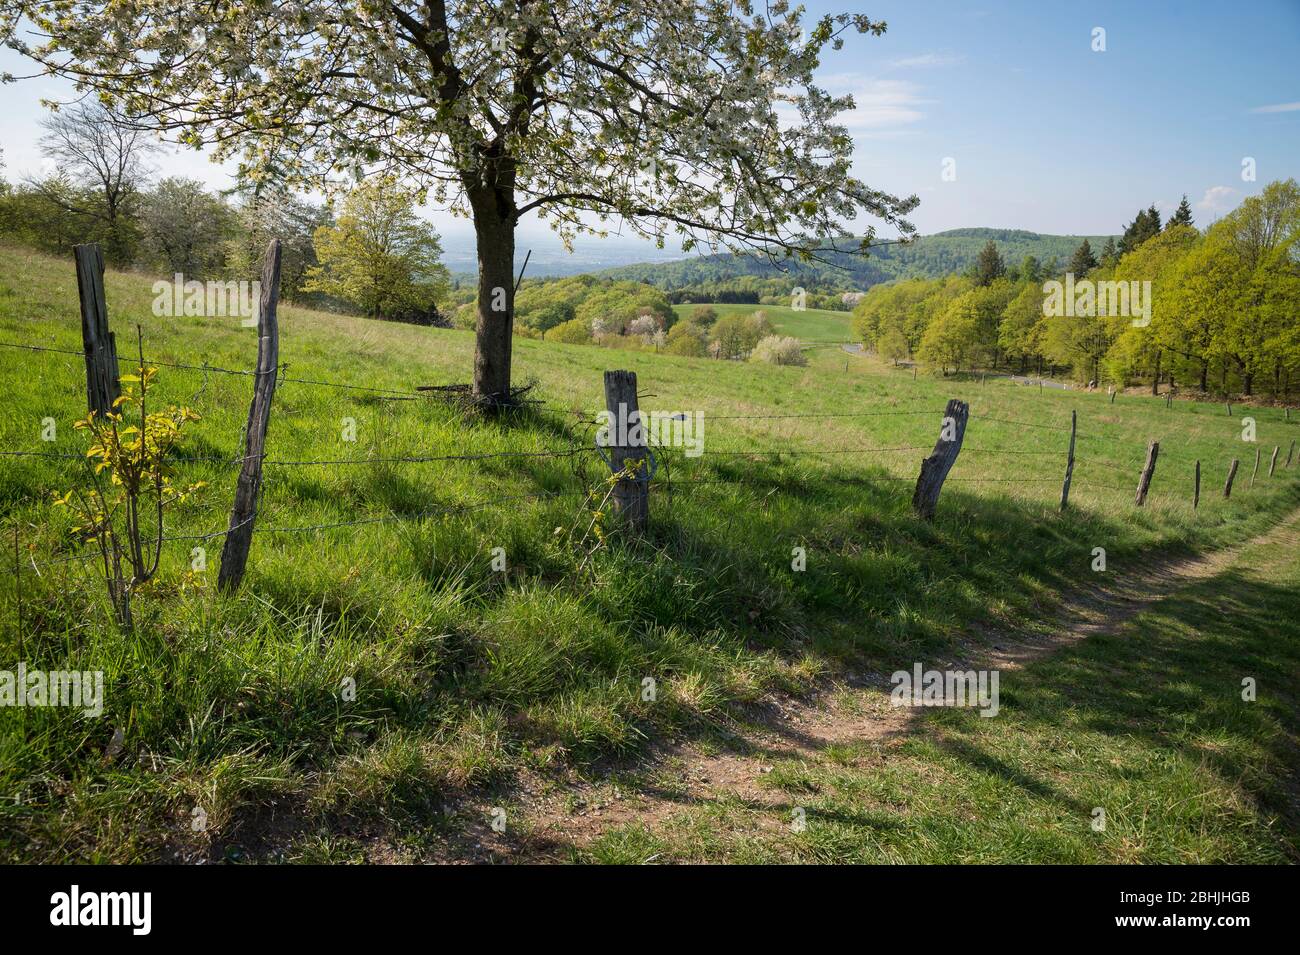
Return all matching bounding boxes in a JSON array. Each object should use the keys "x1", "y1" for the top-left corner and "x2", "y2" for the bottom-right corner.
[
  {"x1": 0, "y1": 104, "x2": 451, "y2": 324},
  {"x1": 853, "y1": 182, "x2": 1300, "y2": 399}
]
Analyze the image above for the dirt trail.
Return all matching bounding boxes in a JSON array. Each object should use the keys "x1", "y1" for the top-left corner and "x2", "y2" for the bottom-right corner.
[{"x1": 452, "y1": 508, "x2": 1300, "y2": 862}]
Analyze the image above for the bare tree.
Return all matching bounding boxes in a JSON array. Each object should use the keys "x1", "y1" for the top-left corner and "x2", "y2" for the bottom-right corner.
[{"x1": 34, "y1": 101, "x2": 154, "y2": 259}]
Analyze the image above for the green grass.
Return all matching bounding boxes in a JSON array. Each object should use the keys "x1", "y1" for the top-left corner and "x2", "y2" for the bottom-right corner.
[
  {"x1": 0, "y1": 243, "x2": 1297, "y2": 862},
  {"x1": 673, "y1": 301, "x2": 854, "y2": 342},
  {"x1": 581, "y1": 519, "x2": 1300, "y2": 863}
]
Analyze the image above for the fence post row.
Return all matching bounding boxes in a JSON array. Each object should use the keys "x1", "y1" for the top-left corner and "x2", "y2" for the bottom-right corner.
[
  {"x1": 218, "y1": 239, "x2": 282, "y2": 593},
  {"x1": 912, "y1": 398, "x2": 969, "y2": 521},
  {"x1": 1224, "y1": 458, "x2": 1239, "y2": 498},
  {"x1": 1059, "y1": 409, "x2": 1077, "y2": 511},
  {"x1": 1135, "y1": 440, "x2": 1159, "y2": 506},
  {"x1": 602, "y1": 369, "x2": 650, "y2": 533},
  {"x1": 73, "y1": 243, "x2": 121, "y2": 417}
]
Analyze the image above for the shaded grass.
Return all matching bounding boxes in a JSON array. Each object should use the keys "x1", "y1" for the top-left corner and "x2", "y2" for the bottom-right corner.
[{"x1": 581, "y1": 523, "x2": 1300, "y2": 863}]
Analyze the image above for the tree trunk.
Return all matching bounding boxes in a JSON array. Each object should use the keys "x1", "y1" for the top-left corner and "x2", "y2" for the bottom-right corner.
[
  {"x1": 467, "y1": 173, "x2": 517, "y2": 408},
  {"x1": 1200, "y1": 360, "x2": 1208, "y2": 392},
  {"x1": 1152, "y1": 350, "x2": 1161, "y2": 395}
]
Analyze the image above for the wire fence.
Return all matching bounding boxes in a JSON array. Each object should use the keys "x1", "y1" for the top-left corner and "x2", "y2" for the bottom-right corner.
[{"x1": 3, "y1": 330, "x2": 1293, "y2": 575}]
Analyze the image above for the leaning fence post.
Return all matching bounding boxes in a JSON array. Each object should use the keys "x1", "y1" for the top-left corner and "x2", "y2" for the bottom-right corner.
[
  {"x1": 1059, "y1": 409, "x2": 1077, "y2": 511},
  {"x1": 1193, "y1": 460, "x2": 1200, "y2": 510},
  {"x1": 73, "y1": 243, "x2": 120, "y2": 416},
  {"x1": 1135, "y1": 441, "x2": 1159, "y2": 505},
  {"x1": 1224, "y1": 459, "x2": 1239, "y2": 498},
  {"x1": 218, "y1": 239, "x2": 282, "y2": 592},
  {"x1": 1268, "y1": 445, "x2": 1279, "y2": 477},
  {"x1": 602, "y1": 369, "x2": 650, "y2": 533},
  {"x1": 912, "y1": 399, "x2": 969, "y2": 520},
  {"x1": 1287, "y1": 440, "x2": 1295, "y2": 469},
  {"x1": 1250, "y1": 446, "x2": 1260, "y2": 487}
]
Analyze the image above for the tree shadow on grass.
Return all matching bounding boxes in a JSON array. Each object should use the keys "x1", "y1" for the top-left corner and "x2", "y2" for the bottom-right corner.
[{"x1": 907, "y1": 562, "x2": 1300, "y2": 859}]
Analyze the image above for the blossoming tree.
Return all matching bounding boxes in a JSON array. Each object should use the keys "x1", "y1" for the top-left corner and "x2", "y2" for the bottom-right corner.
[{"x1": 3, "y1": 0, "x2": 918, "y2": 405}]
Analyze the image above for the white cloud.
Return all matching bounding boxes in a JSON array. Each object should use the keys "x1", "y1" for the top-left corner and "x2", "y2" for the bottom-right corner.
[
  {"x1": 821, "y1": 76, "x2": 930, "y2": 131},
  {"x1": 886, "y1": 53, "x2": 965, "y2": 69},
  {"x1": 1249, "y1": 102, "x2": 1300, "y2": 113},
  {"x1": 1196, "y1": 185, "x2": 1237, "y2": 213}
]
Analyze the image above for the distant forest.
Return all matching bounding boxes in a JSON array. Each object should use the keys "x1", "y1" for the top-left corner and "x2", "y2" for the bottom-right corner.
[{"x1": 597, "y1": 228, "x2": 1120, "y2": 305}]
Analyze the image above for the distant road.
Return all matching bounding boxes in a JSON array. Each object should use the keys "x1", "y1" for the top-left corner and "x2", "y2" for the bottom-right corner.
[{"x1": 1007, "y1": 375, "x2": 1069, "y2": 390}]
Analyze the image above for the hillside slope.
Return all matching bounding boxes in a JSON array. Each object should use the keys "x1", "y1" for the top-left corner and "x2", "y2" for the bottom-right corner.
[
  {"x1": 599, "y1": 228, "x2": 1119, "y2": 291},
  {"x1": 0, "y1": 244, "x2": 1295, "y2": 863}
]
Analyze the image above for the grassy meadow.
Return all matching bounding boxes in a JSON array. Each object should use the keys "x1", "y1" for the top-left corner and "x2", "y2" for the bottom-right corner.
[
  {"x1": 1, "y1": 243, "x2": 1298, "y2": 862},
  {"x1": 672, "y1": 301, "x2": 855, "y2": 344}
]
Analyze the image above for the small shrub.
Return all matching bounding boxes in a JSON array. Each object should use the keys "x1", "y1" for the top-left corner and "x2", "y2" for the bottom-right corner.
[
  {"x1": 547, "y1": 317, "x2": 592, "y2": 344},
  {"x1": 749, "y1": 334, "x2": 807, "y2": 366}
]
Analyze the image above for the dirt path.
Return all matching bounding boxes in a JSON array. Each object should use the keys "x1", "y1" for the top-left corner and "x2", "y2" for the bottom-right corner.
[{"x1": 445, "y1": 508, "x2": 1300, "y2": 862}]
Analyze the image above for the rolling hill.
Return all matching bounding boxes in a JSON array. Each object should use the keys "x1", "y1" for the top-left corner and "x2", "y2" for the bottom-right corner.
[{"x1": 599, "y1": 228, "x2": 1119, "y2": 292}]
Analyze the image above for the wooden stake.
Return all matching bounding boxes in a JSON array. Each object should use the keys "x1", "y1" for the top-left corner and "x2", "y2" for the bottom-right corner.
[
  {"x1": 1193, "y1": 460, "x2": 1200, "y2": 510},
  {"x1": 218, "y1": 239, "x2": 282, "y2": 593},
  {"x1": 1269, "y1": 445, "x2": 1279, "y2": 477},
  {"x1": 12, "y1": 523, "x2": 21, "y2": 658},
  {"x1": 1059, "y1": 409, "x2": 1077, "y2": 511},
  {"x1": 73, "y1": 243, "x2": 120, "y2": 416},
  {"x1": 1287, "y1": 440, "x2": 1295, "y2": 468},
  {"x1": 912, "y1": 399, "x2": 969, "y2": 520},
  {"x1": 1224, "y1": 459, "x2": 1239, "y2": 498},
  {"x1": 1250, "y1": 446, "x2": 1260, "y2": 487},
  {"x1": 1135, "y1": 441, "x2": 1159, "y2": 506},
  {"x1": 602, "y1": 369, "x2": 650, "y2": 533}
]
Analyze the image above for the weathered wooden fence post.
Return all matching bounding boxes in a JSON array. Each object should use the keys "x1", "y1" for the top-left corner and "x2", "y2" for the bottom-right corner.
[
  {"x1": 1135, "y1": 441, "x2": 1159, "y2": 505},
  {"x1": 218, "y1": 239, "x2": 282, "y2": 593},
  {"x1": 1193, "y1": 460, "x2": 1200, "y2": 510},
  {"x1": 1250, "y1": 446, "x2": 1261, "y2": 487},
  {"x1": 1268, "y1": 445, "x2": 1279, "y2": 477},
  {"x1": 1059, "y1": 409, "x2": 1077, "y2": 511},
  {"x1": 1287, "y1": 440, "x2": 1295, "y2": 468},
  {"x1": 1224, "y1": 458, "x2": 1239, "y2": 498},
  {"x1": 602, "y1": 369, "x2": 650, "y2": 533},
  {"x1": 73, "y1": 243, "x2": 120, "y2": 416},
  {"x1": 912, "y1": 399, "x2": 969, "y2": 520}
]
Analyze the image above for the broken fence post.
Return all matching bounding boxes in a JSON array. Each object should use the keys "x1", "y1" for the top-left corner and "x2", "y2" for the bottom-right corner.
[
  {"x1": 1059, "y1": 409, "x2": 1077, "y2": 511},
  {"x1": 602, "y1": 369, "x2": 650, "y2": 534},
  {"x1": 912, "y1": 399, "x2": 969, "y2": 521},
  {"x1": 1135, "y1": 440, "x2": 1159, "y2": 506},
  {"x1": 218, "y1": 239, "x2": 282, "y2": 593},
  {"x1": 73, "y1": 243, "x2": 120, "y2": 417},
  {"x1": 1224, "y1": 459, "x2": 1239, "y2": 498}
]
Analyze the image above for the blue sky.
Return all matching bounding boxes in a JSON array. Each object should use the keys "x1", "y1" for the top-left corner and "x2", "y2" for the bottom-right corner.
[
  {"x1": 1, "y1": 0, "x2": 1297, "y2": 256},
  {"x1": 816, "y1": 0, "x2": 1300, "y2": 237}
]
